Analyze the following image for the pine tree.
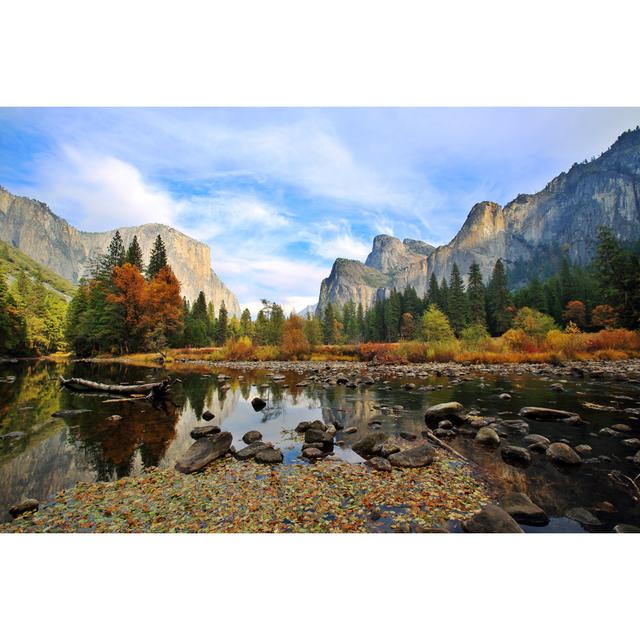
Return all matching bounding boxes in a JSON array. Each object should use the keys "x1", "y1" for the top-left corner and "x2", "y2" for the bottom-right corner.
[
  {"x1": 215, "y1": 301, "x2": 228, "y2": 346},
  {"x1": 447, "y1": 263, "x2": 469, "y2": 335},
  {"x1": 124, "y1": 235, "x2": 144, "y2": 271},
  {"x1": 147, "y1": 235, "x2": 168, "y2": 279},
  {"x1": 240, "y1": 308, "x2": 253, "y2": 338},
  {"x1": 487, "y1": 258, "x2": 512, "y2": 335},
  {"x1": 356, "y1": 302, "x2": 365, "y2": 342},
  {"x1": 304, "y1": 313, "x2": 323, "y2": 348},
  {"x1": 343, "y1": 300, "x2": 358, "y2": 343},
  {"x1": 322, "y1": 303, "x2": 337, "y2": 344},
  {"x1": 384, "y1": 290, "x2": 402, "y2": 341},
  {"x1": 191, "y1": 291, "x2": 207, "y2": 320},
  {"x1": 467, "y1": 262, "x2": 486, "y2": 327},
  {"x1": 268, "y1": 303, "x2": 285, "y2": 345},
  {"x1": 427, "y1": 273, "x2": 440, "y2": 309},
  {"x1": 438, "y1": 277, "x2": 449, "y2": 316}
]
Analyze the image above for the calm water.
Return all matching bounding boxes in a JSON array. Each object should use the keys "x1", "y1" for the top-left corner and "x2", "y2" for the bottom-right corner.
[{"x1": 1, "y1": 360, "x2": 640, "y2": 531}]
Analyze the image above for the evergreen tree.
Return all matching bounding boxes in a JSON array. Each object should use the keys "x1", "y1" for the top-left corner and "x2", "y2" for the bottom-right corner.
[
  {"x1": 383, "y1": 290, "x2": 401, "y2": 341},
  {"x1": 438, "y1": 277, "x2": 449, "y2": 316},
  {"x1": 215, "y1": 301, "x2": 228, "y2": 346},
  {"x1": 322, "y1": 302, "x2": 338, "y2": 344},
  {"x1": 147, "y1": 235, "x2": 168, "y2": 279},
  {"x1": 486, "y1": 259, "x2": 512, "y2": 335},
  {"x1": 427, "y1": 273, "x2": 440, "y2": 309},
  {"x1": 356, "y1": 302, "x2": 365, "y2": 342},
  {"x1": 467, "y1": 262, "x2": 487, "y2": 327},
  {"x1": 303, "y1": 312, "x2": 323, "y2": 349},
  {"x1": 254, "y1": 309, "x2": 269, "y2": 345},
  {"x1": 240, "y1": 308, "x2": 253, "y2": 338},
  {"x1": 268, "y1": 303, "x2": 285, "y2": 345},
  {"x1": 124, "y1": 235, "x2": 144, "y2": 271},
  {"x1": 343, "y1": 300, "x2": 359, "y2": 343},
  {"x1": 447, "y1": 263, "x2": 469, "y2": 335}
]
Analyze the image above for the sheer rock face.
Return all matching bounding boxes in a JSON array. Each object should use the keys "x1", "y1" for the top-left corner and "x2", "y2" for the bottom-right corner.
[
  {"x1": 0, "y1": 187, "x2": 241, "y2": 317},
  {"x1": 315, "y1": 128, "x2": 640, "y2": 313}
]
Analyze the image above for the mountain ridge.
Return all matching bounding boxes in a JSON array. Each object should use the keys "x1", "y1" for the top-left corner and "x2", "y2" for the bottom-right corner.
[
  {"x1": 0, "y1": 186, "x2": 241, "y2": 317},
  {"x1": 315, "y1": 127, "x2": 640, "y2": 314}
]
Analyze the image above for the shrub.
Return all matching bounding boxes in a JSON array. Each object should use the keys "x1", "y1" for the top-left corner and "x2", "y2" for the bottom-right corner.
[
  {"x1": 280, "y1": 315, "x2": 310, "y2": 359},
  {"x1": 460, "y1": 323, "x2": 490, "y2": 350},
  {"x1": 587, "y1": 328, "x2": 640, "y2": 352},
  {"x1": 422, "y1": 305, "x2": 456, "y2": 343},
  {"x1": 224, "y1": 336, "x2": 256, "y2": 361},
  {"x1": 393, "y1": 341, "x2": 429, "y2": 363},
  {"x1": 512, "y1": 307, "x2": 557, "y2": 341}
]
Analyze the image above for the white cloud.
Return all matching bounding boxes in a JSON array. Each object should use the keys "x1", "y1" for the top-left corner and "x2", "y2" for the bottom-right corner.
[{"x1": 31, "y1": 146, "x2": 177, "y2": 230}]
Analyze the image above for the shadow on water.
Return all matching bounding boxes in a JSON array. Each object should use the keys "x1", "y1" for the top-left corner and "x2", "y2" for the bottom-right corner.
[{"x1": 2, "y1": 359, "x2": 640, "y2": 530}]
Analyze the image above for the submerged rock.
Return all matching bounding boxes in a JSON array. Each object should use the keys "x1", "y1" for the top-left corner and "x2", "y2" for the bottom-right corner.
[
  {"x1": 501, "y1": 446, "x2": 531, "y2": 466},
  {"x1": 302, "y1": 447, "x2": 324, "y2": 460},
  {"x1": 388, "y1": 443, "x2": 436, "y2": 468},
  {"x1": 546, "y1": 442, "x2": 582, "y2": 466},
  {"x1": 501, "y1": 492, "x2": 549, "y2": 526},
  {"x1": 462, "y1": 504, "x2": 523, "y2": 533},
  {"x1": 475, "y1": 427, "x2": 500, "y2": 447},
  {"x1": 519, "y1": 406, "x2": 582, "y2": 423},
  {"x1": 566, "y1": 507, "x2": 602, "y2": 527},
  {"x1": 175, "y1": 431, "x2": 232, "y2": 473}
]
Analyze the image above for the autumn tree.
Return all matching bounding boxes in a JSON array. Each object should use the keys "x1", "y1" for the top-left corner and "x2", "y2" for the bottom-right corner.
[
  {"x1": 591, "y1": 304, "x2": 618, "y2": 329},
  {"x1": 562, "y1": 300, "x2": 587, "y2": 329},
  {"x1": 107, "y1": 263, "x2": 149, "y2": 352},
  {"x1": 400, "y1": 312, "x2": 415, "y2": 340},
  {"x1": 281, "y1": 314, "x2": 310, "y2": 359}
]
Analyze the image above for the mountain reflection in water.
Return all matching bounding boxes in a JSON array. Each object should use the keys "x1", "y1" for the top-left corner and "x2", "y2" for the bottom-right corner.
[{"x1": 1, "y1": 360, "x2": 640, "y2": 531}]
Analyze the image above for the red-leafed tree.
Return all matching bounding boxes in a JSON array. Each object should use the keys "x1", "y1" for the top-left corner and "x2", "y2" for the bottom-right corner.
[
  {"x1": 591, "y1": 304, "x2": 618, "y2": 329},
  {"x1": 562, "y1": 300, "x2": 587, "y2": 329}
]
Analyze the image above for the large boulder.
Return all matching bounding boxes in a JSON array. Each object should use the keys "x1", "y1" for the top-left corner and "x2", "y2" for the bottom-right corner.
[
  {"x1": 235, "y1": 441, "x2": 271, "y2": 461},
  {"x1": 190, "y1": 424, "x2": 221, "y2": 439},
  {"x1": 501, "y1": 492, "x2": 549, "y2": 526},
  {"x1": 462, "y1": 504, "x2": 524, "y2": 533},
  {"x1": 424, "y1": 402, "x2": 466, "y2": 426},
  {"x1": 242, "y1": 430, "x2": 263, "y2": 444},
  {"x1": 566, "y1": 507, "x2": 601, "y2": 527},
  {"x1": 305, "y1": 428, "x2": 334, "y2": 445},
  {"x1": 546, "y1": 442, "x2": 582, "y2": 466},
  {"x1": 175, "y1": 431, "x2": 232, "y2": 473},
  {"x1": 614, "y1": 524, "x2": 640, "y2": 533},
  {"x1": 255, "y1": 447, "x2": 283, "y2": 464},
  {"x1": 367, "y1": 456, "x2": 392, "y2": 472},
  {"x1": 388, "y1": 443, "x2": 436, "y2": 468},
  {"x1": 352, "y1": 432, "x2": 388, "y2": 459},
  {"x1": 519, "y1": 406, "x2": 582, "y2": 424}
]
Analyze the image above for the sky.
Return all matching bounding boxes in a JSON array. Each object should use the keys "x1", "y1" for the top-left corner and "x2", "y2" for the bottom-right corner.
[{"x1": 1, "y1": 107, "x2": 639, "y2": 314}]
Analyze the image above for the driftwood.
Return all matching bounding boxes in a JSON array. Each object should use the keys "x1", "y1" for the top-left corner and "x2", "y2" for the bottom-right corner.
[
  {"x1": 423, "y1": 427, "x2": 473, "y2": 465},
  {"x1": 60, "y1": 376, "x2": 177, "y2": 398}
]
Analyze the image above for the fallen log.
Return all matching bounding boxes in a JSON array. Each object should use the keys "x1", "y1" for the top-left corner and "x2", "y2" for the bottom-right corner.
[
  {"x1": 423, "y1": 427, "x2": 474, "y2": 465},
  {"x1": 60, "y1": 376, "x2": 176, "y2": 397}
]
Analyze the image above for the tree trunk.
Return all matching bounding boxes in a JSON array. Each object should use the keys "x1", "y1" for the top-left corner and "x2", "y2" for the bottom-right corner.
[{"x1": 59, "y1": 376, "x2": 175, "y2": 396}]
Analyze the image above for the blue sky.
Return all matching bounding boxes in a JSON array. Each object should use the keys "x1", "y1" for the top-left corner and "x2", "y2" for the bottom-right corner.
[{"x1": 1, "y1": 107, "x2": 639, "y2": 313}]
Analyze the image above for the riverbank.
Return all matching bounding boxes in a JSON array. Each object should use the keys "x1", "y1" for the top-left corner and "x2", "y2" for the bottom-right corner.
[{"x1": 0, "y1": 453, "x2": 490, "y2": 533}]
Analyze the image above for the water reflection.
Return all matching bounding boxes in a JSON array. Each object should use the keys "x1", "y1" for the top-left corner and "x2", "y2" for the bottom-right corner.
[{"x1": 2, "y1": 360, "x2": 640, "y2": 530}]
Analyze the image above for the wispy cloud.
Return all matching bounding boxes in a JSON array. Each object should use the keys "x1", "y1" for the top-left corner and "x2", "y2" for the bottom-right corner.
[{"x1": 1, "y1": 107, "x2": 639, "y2": 310}]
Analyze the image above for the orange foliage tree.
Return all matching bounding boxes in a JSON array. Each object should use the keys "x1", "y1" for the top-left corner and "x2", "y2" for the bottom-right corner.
[
  {"x1": 108, "y1": 263, "x2": 183, "y2": 352},
  {"x1": 280, "y1": 314, "x2": 310, "y2": 359},
  {"x1": 562, "y1": 300, "x2": 586, "y2": 329},
  {"x1": 591, "y1": 304, "x2": 618, "y2": 329}
]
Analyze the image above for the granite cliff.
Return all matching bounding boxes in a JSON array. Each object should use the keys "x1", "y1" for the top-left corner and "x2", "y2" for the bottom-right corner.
[
  {"x1": 0, "y1": 187, "x2": 241, "y2": 317},
  {"x1": 316, "y1": 127, "x2": 640, "y2": 314}
]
